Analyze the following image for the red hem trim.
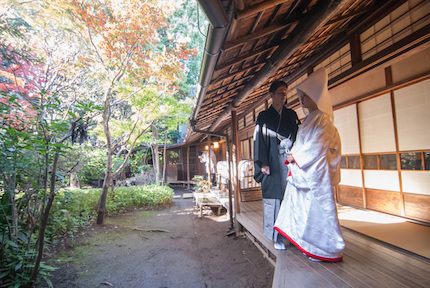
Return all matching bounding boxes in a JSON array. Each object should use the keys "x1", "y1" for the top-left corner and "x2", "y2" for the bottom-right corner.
[{"x1": 274, "y1": 227, "x2": 343, "y2": 262}]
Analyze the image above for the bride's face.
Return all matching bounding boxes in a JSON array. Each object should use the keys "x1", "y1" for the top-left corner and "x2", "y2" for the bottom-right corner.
[{"x1": 298, "y1": 93, "x2": 314, "y2": 109}]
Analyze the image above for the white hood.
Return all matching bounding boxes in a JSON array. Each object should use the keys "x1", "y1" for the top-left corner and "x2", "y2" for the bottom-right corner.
[{"x1": 296, "y1": 68, "x2": 333, "y2": 121}]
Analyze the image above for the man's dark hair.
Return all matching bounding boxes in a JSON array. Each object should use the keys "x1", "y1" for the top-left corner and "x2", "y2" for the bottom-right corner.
[
  {"x1": 196, "y1": 151, "x2": 203, "y2": 157},
  {"x1": 269, "y1": 80, "x2": 288, "y2": 94}
]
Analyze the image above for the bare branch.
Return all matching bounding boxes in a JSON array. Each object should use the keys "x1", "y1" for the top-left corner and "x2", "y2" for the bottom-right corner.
[
  {"x1": 112, "y1": 119, "x2": 155, "y2": 179},
  {"x1": 87, "y1": 25, "x2": 105, "y2": 67}
]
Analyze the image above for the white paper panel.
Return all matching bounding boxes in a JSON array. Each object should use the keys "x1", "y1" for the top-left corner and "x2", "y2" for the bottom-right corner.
[
  {"x1": 245, "y1": 112, "x2": 254, "y2": 127},
  {"x1": 359, "y1": 94, "x2": 396, "y2": 153},
  {"x1": 334, "y1": 105, "x2": 360, "y2": 154},
  {"x1": 330, "y1": 69, "x2": 386, "y2": 107},
  {"x1": 401, "y1": 171, "x2": 430, "y2": 196},
  {"x1": 339, "y1": 169, "x2": 363, "y2": 187},
  {"x1": 364, "y1": 170, "x2": 400, "y2": 191},
  {"x1": 242, "y1": 140, "x2": 250, "y2": 160},
  {"x1": 394, "y1": 79, "x2": 430, "y2": 151}
]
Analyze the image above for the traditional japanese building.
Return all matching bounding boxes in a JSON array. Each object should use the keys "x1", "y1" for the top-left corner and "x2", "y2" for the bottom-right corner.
[{"x1": 167, "y1": 1, "x2": 430, "y2": 285}]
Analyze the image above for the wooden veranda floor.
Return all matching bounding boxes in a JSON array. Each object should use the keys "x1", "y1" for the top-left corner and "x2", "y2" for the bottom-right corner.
[{"x1": 236, "y1": 200, "x2": 430, "y2": 288}]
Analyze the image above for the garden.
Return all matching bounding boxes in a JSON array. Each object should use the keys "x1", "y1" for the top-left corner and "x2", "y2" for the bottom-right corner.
[{"x1": 0, "y1": 0, "x2": 207, "y2": 287}]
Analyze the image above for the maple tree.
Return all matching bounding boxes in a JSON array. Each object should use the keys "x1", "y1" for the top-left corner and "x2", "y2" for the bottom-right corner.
[{"x1": 68, "y1": 0, "x2": 197, "y2": 224}]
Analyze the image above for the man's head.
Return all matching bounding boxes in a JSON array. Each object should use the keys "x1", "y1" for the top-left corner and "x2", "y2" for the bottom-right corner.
[
  {"x1": 269, "y1": 81, "x2": 288, "y2": 111},
  {"x1": 269, "y1": 81, "x2": 288, "y2": 94}
]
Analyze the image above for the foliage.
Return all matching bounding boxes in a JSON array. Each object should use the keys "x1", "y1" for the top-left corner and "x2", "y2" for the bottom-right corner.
[
  {"x1": 128, "y1": 149, "x2": 152, "y2": 175},
  {"x1": 0, "y1": 184, "x2": 173, "y2": 287},
  {"x1": 0, "y1": 97, "x2": 64, "y2": 288},
  {"x1": 47, "y1": 185, "x2": 174, "y2": 238},
  {"x1": 0, "y1": 240, "x2": 57, "y2": 288},
  {"x1": 105, "y1": 185, "x2": 174, "y2": 213},
  {"x1": 0, "y1": 0, "x2": 205, "y2": 285},
  {"x1": 75, "y1": 147, "x2": 107, "y2": 184},
  {"x1": 64, "y1": 0, "x2": 199, "y2": 224},
  {"x1": 192, "y1": 175, "x2": 210, "y2": 193}
]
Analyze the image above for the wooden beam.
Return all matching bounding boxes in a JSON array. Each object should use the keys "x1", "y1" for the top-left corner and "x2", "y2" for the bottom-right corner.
[
  {"x1": 264, "y1": 2, "x2": 283, "y2": 27},
  {"x1": 249, "y1": 11, "x2": 264, "y2": 34},
  {"x1": 211, "y1": 64, "x2": 263, "y2": 88},
  {"x1": 224, "y1": 21, "x2": 294, "y2": 51},
  {"x1": 225, "y1": 2, "x2": 366, "y2": 52},
  {"x1": 212, "y1": 55, "x2": 310, "y2": 90},
  {"x1": 234, "y1": 0, "x2": 245, "y2": 11},
  {"x1": 325, "y1": 6, "x2": 370, "y2": 26},
  {"x1": 236, "y1": 0, "x2": 289, "y2": 20},
  {"x1": 209, "y1": 0, "x2": 351, "y2": 131},
  {"x1": 187, "y1": 146, "x2": 190, "y2": 190},
  {"x1": 231, "y1": 110, "x2": 241, "y2": 219},
  {"x1": 216, "y1": 45, "x2": 277, "y2": 71}
]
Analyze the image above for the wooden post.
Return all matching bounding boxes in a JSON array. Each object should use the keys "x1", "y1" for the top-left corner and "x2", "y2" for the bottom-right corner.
[
  {"x1": 187, "y1": 145, "x2": 190, "y2": 190},
  {"x1": 231, "y1": 110, "x2": 241, "y2": 235},
  {"x1": 387, "y1": 66, "x2": 406, "y2": 217},
  {"x1": 207, "y1": 135, "x2": 211, "y2": 185}
]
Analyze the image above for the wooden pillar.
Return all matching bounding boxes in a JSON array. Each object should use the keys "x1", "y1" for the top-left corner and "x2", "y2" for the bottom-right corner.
[
  {"x1": 231, "y1": 110, "x2": 241, "y2": 215},
  {"x1": 207, "y1": 135, "x2": 211, "y2": 184},
  {"x1": 350, "y1": 33, "x2": 362, "y2": 67},
  {"x1": 356, "y1": 103, "x2": 366, "y2": 209},
  {"x1": 187, "y1": 145, "x2": 190, "y2": 190},
  {"x1": 387, "y1": 66, "x2": 406, "y2": 216}
]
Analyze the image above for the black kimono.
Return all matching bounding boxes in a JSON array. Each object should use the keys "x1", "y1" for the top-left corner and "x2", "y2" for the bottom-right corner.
[{"x1": 253, "y1": 105, "x2": 300, "y2": 200}]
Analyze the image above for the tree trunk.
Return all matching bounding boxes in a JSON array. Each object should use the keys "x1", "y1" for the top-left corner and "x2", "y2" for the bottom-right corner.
[
  {"x1": 97, "y1": 99, "x2": 113, "y2": 225},
  {"x1": 28, "y1": 152, "x2": 60, "y2": 286},
  {"x1": 70, "y1": 172, "x2": 79, "y2": 188},
  {"x1": 151, "y1": 126, "x2": 159, "y2": 184},
  {"x1": 97, "y1": 151, "x2": 112, "y2": 224}
]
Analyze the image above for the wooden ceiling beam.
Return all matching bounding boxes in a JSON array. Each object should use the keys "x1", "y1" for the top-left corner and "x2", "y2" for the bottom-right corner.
[
  {"x1": 249, "y1": 11, "x2": 264, "y2": 34},
  {"x1": 211, "y1": 63, "x2": 263, "y2": 86},
  {"x1": 264, "y1": 3, "x2": 283, "y2": 27},
  {"x1": 209, "y1": 0, "x2": 351, "y2": 131},
  {"x1": 212, "y1": 54, "x2": 311, "y2": 89},
  {"x1": 235, "y1": 0, "x2": 290, "y2": 20},
  {"x1": 205, "y1": 83, "x2": 248, "y2": 104},
  {"x1": 225, "y1": 2, "x2": 367, "y2": 53},
  {"x1": 325, "y1": 6, "x2": 370, "y2": 26},
  {"x1": 216, "y1": 45, "x2": 277, "y2": 71},
  {"x1": 234, "y1": 0, "x2": 245, "y2": 11},
  {"x1": 223, "y1": 20, "x2": 294, "y2": 51},
  {"x1": 308, "y1": 27, "x2": 348, "y2": 44}
]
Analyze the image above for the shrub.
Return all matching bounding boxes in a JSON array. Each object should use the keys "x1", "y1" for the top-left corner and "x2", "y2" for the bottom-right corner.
[
  {"x1": 106, "y1": 185, "x2": 174, "y2": 213},
  {"x1": 47, "y1": 185, "x2": 174, "y2": 240}
]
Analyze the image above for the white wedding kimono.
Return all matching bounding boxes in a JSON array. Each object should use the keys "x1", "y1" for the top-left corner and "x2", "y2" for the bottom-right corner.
[{"x1": 274, "y1": 109, "x2": 345, "y2": 262}]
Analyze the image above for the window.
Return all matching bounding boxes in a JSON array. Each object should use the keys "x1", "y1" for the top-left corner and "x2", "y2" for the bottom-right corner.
[
  {"x1": 425, "y1": 152, "x2": 430, "y2": 170},
  {"x1": 348, "y1": 156, "x2": 361, "y2": 169},
  {"x1": 401, "y1": 152, "x2": 422, "y2": 170},
  {"x1": 340, "y1": 155, "x2": 361, "y2": 169},
  {"x1": 340, "y1": 156, "x2": 347, "y2": 168},
  {"x1": 380, "y1": 154, "x2": 397, "y2": 170},
  {"x1": 360, "y1": 1, "x2": 430, "y2": 60},
  {"x1": 363, "y1": 155, "x2": 378, "y2": 169},
  {"x1": 314, "y1": 44, "x2": 352, "y2": 79}
]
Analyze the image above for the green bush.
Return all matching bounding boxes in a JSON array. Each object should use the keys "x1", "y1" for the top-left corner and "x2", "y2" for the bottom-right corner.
[
  {"x1": 47, "y1": 185, "x2": 174, "y2": 241},
  {"x1": 106, "y1": 185, "x2": 174, "y2": 213}
]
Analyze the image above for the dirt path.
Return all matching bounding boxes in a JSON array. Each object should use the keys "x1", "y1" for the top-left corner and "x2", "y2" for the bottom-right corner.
[{"x1": 42, "y1": 187, "x2": 274, "y2": 288}]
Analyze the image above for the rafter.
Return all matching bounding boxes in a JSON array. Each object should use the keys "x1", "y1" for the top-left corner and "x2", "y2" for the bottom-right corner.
[
  {"x1": 223, "y1": 20, "x2": 296, "y2": 51},
  {"x1": 236, "y1": 0, "x2": 290, "y2": 20}
]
